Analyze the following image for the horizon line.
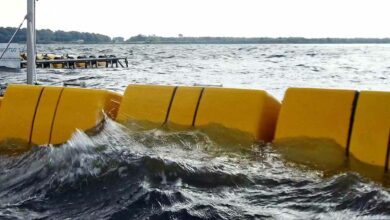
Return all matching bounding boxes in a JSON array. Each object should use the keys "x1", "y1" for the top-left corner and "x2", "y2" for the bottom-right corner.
[{"x1": 2, "y1": 26, "x2": 390, "y2": 40}]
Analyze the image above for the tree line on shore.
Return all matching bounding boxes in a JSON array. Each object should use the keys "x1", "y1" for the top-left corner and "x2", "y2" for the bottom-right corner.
[
  {"x1": 2, "y1": 27, "x2": 390, "y2": 44},
  {"x1": 125, "y1": 35, "x2": 390, "y2": 44},
  {"x1": 0, "y1": 27, "x2": 111, "y2": 43}
]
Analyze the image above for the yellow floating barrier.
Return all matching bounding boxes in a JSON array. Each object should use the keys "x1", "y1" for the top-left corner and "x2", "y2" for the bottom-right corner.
[
  {"x1": 75, "y1": 62, "x2": 86, "y2": 68},
  {"x1": 0, "y1": 85, "x2": 121, "y2": 145},
  {"x1": 53, "y1": 55, "x2": 64, "y2": 69},
  {"x1": 0, "y1": 85, "x2": 43, "y2": 143},
  {"x1": 274, "y1": 88, "x2": 357, "y2": 148},
  {"x1": 194, "y1": 87, "x2": 280, "y2": 141},
  {"x1": 167, "y1": 86, "x2": 203, "y2": 127},
  {"x1": 97, "y1": 61, "x2": 107, "y2": 68},
  {"x1": 349, "y1": 91, "x2": 390, "y2": 168},
  {"x1": 98, "y1": 55, "x2": 107, "y2": 67},
  {"x1": 50, "y1": 88, "x2": 121, "y2": 144},
  {"x1": 116, "y1": 84, "x2": 176, "y2": 125},
  {"x1": 31, "y1": 87, "x2": 64, "y2": 145},
  {"x1": 116, "y1": 85, "x2": 280, "y2": 141},
  {"x1": 1, "y1": 83, "x2": 388, "y2": 173}
]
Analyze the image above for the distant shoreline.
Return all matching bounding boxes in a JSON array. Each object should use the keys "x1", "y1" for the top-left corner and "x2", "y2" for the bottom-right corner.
[
  {"x1": 2, "y1": 27, "x2": 390, "y2": 44},
  {"x1": 32, "y1": 42, "x2": 390, "y2": 45},
  {"x1": 12, "y1": 41, "x2": 390, "y2": 45}
]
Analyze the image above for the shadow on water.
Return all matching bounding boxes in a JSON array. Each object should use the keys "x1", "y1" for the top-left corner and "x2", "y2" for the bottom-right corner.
[{"x1": 0, "y1": 119, "x2": 390, "y2": 219}]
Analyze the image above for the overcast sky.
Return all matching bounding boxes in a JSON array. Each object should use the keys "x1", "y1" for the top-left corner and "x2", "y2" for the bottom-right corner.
[{"x1": 1, "y1": 0, "x2": 390, "y2": 38}]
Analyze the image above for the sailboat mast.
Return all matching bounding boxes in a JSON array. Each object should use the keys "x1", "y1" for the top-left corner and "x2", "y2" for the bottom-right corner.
[{"x1": 26, "y1": 0, "x2": 36, "y2": 85}]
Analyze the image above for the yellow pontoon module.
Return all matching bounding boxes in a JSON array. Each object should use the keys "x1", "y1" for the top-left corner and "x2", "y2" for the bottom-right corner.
[
  {"x1": 0, "y1": 85, "x2": 121, "y2": 145},
  {"x1": 116, "y1": 85, "x2": 280, "y2": 141},
  {"x1": 0, "y1": 84, "x2": 389, "y2": 171},
  {"x1": 274, "y1": 88, "x2": 390, "y2": 170}
]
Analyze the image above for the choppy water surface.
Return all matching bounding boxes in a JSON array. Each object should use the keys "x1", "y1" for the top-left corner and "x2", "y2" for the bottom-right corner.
[
  {"x1": 1, "y1": 44, "x2": 390, "y2": 99},
  {"x1": 0, "y1": 44, "x2": 390, "y2": 219}
]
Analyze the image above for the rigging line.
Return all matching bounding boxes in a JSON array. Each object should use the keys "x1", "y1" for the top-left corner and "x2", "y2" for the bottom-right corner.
[{"x1": 0, "y1": 15, "x2": 27, "y2": 60}]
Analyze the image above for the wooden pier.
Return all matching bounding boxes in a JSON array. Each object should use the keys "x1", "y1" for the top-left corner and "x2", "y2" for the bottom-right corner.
[{"x1": 21, "y1": 57, "x2": 128, "y2": 69}]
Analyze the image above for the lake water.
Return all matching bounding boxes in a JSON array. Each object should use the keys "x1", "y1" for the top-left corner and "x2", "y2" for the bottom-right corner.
[
  {"x1": 1, "y1": 44, "x2": 389, "y2": 99},
  {"x1": 0, "y1": 44, "x2": 389, "y2": 219}
]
